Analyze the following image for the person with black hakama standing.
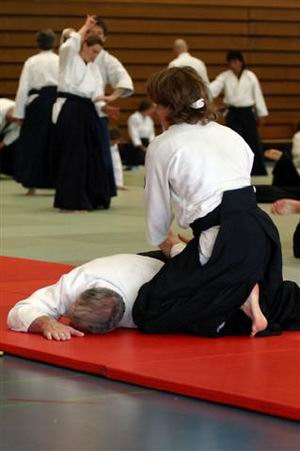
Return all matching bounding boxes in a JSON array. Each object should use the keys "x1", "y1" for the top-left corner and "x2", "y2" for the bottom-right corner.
[
  {"x1": 13, "y1": 30, "x2": 58, "y2": 195},
  {"x1": 0, "y1": 99, "x2": 20, "y2": 177},
  {"x1": 52, "y1": 16, "x2": 113, "y2": 212},
  {"x1": 132, "y1": 67, "x2": 300, "y2": 339},
  {"x1": 210, "y1": 50, "x2": 268, "y2": 176}
]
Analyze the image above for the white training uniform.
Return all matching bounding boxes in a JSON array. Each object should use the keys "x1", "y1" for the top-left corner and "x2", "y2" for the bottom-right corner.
[
  {"x1": 7, "y1": 254, "x2": 166, "y2": 332},
  {"x1": 292, "y1": 131, "x2": 300, "y2": 168},
  {"x1": 14, "y1": 51, "x2": 58, "y2": 119},
  {"x1": 169, "y1": 52, "x2": 210, "y2": 91},
  {"x1": 210, "y1": 69, "x2": 268, "y2": 118},
  {"x1": 128, "y1": 111, "x2": 155, "y2": 147},
  {"x1": 0, "y1": 99, "x2": 20, "y2": 146},
  {"x1": 52, "y1": 32, "x2": 105, "y2": 123},
  {"x1": 95, "y1": 49, "x2": 134, "y2": 118},
  {"x1": 145, "y1": 121, "x2": 254, "y2": 264},
  {"x1": 110, "y1": 143, "x2": 124, "y2": 187}
]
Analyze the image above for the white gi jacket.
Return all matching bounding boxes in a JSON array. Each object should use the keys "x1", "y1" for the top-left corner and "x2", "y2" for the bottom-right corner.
[
  {"x1": 128, "y1": 111, "x2": 155, "y2": 147},
  {"x1": 14, "y1": 51, "x2": 58, "y2": 119},
  {"x1": 52, "y1": 32, "x2": 105, "y2": 123},
  {"x1": 210, "y1": 69, "x2": 268, "y2": 118},
  {"x1": 145, "y1": 121, "x2": 253, "y2": 264}
]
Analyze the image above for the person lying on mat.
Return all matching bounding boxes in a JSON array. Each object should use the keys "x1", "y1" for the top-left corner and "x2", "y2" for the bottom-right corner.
[{"x1": 6, "y1": 237, "x2": 185, "y2": 341}]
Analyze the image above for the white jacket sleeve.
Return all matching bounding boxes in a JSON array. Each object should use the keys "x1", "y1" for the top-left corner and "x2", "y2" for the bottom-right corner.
[
  {"x1": 252, "y1": 73, "x2": 268, "y2": 117},
  {"x1": 7, "y1": 274, "x2": 73, "y2": 332},
  {"x1": 145, "y1": 142, "x2": 174, "y2": 245},
  {"x1": 209, "y1": 72, "x2": 226, "y2": 99},
  {"x1": 59, "y1": 32, "x2": 81, "y2": 66},
  {"x1": 105, "y1": 53, "x2": 134, "y2": 97},
  {"x1": 14, "y1": 60, "x2": 31, "y2": 119}
]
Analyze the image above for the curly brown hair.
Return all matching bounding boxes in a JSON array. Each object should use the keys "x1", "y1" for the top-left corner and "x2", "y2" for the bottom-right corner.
[{"x1": 147, "y1": 66, "x2": 216, "y2": 125}]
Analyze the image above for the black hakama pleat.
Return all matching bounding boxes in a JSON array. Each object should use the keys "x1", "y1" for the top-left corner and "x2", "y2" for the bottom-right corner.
[
  {"x1": 53, "y1": 93, "x2": 111, "y2": 211},
  {"x1": 133, "y1": 186, "x2": 300, "y2": 337},
  {"x1": 226, "y1": 106, "x2": 267, "y2": 176},
  {"x1": 255, "y1": 154, "x2": 300, "y2": 203},
  {"x1": 15, "y1": 86, "x2": 57, "y2": 188}
]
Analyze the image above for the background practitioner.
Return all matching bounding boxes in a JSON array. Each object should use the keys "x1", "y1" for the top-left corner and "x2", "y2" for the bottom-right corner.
[
  {"x1": 13, "y1": 29, "x2": 58, "y2": 195},
  {"x1": 210, "y1": 50, "x2": 268, "y2": 176},
  {"x1": 53, "y1": 16, "x2": 112, "y2": 212}
]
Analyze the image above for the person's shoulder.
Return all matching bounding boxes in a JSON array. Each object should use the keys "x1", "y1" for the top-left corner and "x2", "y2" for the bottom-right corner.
[
  {"x1": 128, "y1": 111, "x2": 141, "y2": 122},
  {"x1": 147, "y1": 128, "x2": 176, "y2": 158},
  {"x1": 24, "y1": 53, "x2": 40, "y2": 66},
  {"x1": 190, "y1": 54, "x2": 205, "y2": 65},
  {"x1": 97, "y1": 49, "x2": 120, "y2": 65},
  {"x1": 49, "y1": 51, "x2": 59, "y2": 60},
  {"x1": 215, "y1": 69, "x2": 230, "y2": 79},
  {"x1": 245, "y1": 69, "x2": 258, "y2": 81},
  {"x1": 212, "y1": 121, "x2": 245, "y2": 140},
  {"x1": 168, "y1": 56, "x2": 179, "y2": 67},
  {"x1": 293, "y1": 131, "x2": 300, "y2": 141}
]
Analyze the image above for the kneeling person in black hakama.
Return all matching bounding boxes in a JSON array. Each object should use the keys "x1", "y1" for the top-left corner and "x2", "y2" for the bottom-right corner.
[
  {"x1": 132, "y1": 67, "x2": 300, "y2": 338},
  {"x1": 52, "y1": 16, "x2": 115, "y2": 212}
]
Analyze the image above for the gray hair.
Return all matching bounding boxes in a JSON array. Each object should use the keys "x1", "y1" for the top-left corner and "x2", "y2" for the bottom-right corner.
[{"x1": 69, "y1": 288, "x2": 125, "y2": 334}]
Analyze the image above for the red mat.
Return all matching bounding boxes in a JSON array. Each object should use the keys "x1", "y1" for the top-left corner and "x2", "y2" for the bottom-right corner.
[{"x1": 1, "y1": 256, "x2": 300, "y2": 421}]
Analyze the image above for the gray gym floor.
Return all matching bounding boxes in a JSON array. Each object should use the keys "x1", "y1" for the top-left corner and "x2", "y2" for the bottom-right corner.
[{"x1": 1, "y1": 170, "x2": 300, "y2": 450}]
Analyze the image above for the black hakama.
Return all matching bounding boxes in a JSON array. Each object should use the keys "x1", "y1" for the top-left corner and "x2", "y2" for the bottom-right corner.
[
  {"x1": 226, "y1": 106, "x2": 267, "y2": 176},
  {"x1": 255, "y1": 153, "x2": 300, "y2": 203},
  {"x1": 15, "y1": 86, "x2": 57, "y2": 188},
  {"x1": 53, "y1": 93, "x2": 112, "y2": 211},
  {"x1": 124, "y1": 138, "x2": 149, "y2": 167},
  {"x1": 133, "y1": 186, "x2": 300, "y2": 337},
  {"x1": 0, "y1": 139, "x2": 17, "y2": 177}
]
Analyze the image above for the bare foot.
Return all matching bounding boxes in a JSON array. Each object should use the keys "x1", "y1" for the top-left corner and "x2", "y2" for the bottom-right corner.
[
  {"x1": 240, "y1": 284, "x2": 268, "y2": 337},
  {"x1": 264, "y1": 149, "x2": 283, "y2": 162},
  {"x1": 271, "y1": 199, "x2": 300, "y2": 215},
  {"x1": 25, "y1": 188, "x2": 36, "y2": 196},
  {"x1": 117, "y1": 185, "x2": 129, "y2": 191}
]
